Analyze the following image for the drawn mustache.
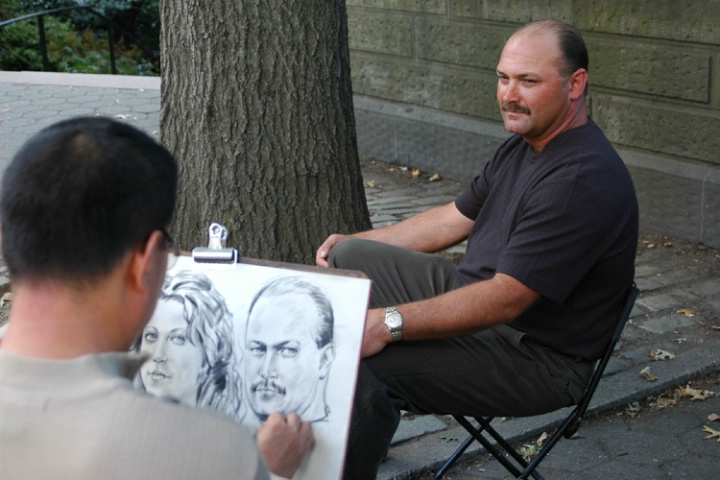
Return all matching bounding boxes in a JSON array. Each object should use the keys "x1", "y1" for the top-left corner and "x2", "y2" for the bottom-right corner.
[
  {"x1": 251, "y1": 380, "x2": 287, "y2": 396},
  {"x1": 501, "y1": 103, "x2": 530, "y2": 115}
]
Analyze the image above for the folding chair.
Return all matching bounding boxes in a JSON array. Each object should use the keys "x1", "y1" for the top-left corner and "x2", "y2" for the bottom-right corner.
[{"x1": 435, "y1": 282, "x2": 639, "y2": 480}]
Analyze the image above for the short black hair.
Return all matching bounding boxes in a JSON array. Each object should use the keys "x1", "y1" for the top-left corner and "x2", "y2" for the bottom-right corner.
[
  {"x1": 515, "y1": 19, "x2": 589, "y2": 78},
  {"x1": 0, "y1": 116, "x2": 177, "y2": 284}
]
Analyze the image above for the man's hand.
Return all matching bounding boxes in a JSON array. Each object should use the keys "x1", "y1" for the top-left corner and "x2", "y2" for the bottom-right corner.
[
  {"x1": 257, "y1": 412, "x2": 314, "y2": 478},
  {"x1": 361, "y1": 308, "x2": 393, "y2": 358},
  {"x1": 315, "y1": 233, "x2": 351, "y2": 267}
]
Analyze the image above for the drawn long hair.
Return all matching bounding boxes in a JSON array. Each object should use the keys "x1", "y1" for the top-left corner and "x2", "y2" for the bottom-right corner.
[{"x1": 135, "y1": 270, "x2": 244, "y2": 422}]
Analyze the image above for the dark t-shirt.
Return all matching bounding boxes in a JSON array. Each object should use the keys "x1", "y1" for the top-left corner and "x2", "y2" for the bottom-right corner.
[{"x1": 454, "y1": 120, "x2": 638, "y2": 360}]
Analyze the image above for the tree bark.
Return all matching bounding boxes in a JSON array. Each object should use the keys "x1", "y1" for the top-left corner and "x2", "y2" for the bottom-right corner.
[{"x1": 160, "y1": 0, "x2": 371, "y2": 264}]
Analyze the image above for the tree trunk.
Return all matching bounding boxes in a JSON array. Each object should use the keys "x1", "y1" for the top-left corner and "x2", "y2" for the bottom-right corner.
[{"x1": 160, "y1": 0, "x2": 371, "y2": 264}]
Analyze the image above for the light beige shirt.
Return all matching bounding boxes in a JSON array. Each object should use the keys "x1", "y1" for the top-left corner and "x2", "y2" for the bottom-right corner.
[{"x1": 0, "y1": 350, "x2": 268, "y2": 480}]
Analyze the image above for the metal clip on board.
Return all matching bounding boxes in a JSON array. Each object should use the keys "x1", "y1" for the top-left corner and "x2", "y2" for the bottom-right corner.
[{"x1": 191, "y1": 223, "x2": 239, "y2": 264}]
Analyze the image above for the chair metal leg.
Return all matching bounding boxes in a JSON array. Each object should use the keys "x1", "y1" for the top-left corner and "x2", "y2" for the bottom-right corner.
[
  {"x1": 438, "y1": 415, "x2": 546, "y2": 480},
  {"x1": 472, "y1": 417, "x2": 545, "y2": 480},
  {"x1": 433, "y1": 434, "x2": 476, "y2": 479}
]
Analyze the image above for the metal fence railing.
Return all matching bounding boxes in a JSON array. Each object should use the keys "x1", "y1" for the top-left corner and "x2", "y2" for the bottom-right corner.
[{"x1": 0, "y1": 6, "x2": 154, "y2": 74}]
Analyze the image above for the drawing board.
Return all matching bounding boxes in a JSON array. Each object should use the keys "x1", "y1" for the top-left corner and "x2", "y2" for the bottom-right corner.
[{"x1": 134, "y1": 255, "x2": 370, "y2": 480}]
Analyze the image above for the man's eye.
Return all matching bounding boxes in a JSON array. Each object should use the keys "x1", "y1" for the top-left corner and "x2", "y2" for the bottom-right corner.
[
  {"x1": 279, "y1": 347, "x2": 298, "y2": 358},
  {"x1": 170, "y1": 334, "x2": 186, "y2": 345}
]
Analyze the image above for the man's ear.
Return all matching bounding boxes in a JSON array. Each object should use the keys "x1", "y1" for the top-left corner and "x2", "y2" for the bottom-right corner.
[
  {"x1": 318, "y1": 342, "x2": 336, "y2": 379},
  {"x1": 568, "y1": 68, "x2": 588, "y2": 100},
  {"x1": 127, "y1": 230, "x2": 165, "y2": 294}
]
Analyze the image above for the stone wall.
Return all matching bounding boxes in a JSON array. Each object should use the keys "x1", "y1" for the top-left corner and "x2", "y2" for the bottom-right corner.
[{"x1": 346, "y1": 0, "x2": 720, "y2": 247}]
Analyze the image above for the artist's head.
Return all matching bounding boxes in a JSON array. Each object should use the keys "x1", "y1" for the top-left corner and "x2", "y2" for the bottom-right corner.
[
  {"x1": 136, "y1": 271, "x2": 243, "y2": 420},
  {"x1": 496, "y1": 19, "x2": 589, "y2": 150},
  {"x1": 244, "y1": 276, "x2": 335, "y2": 422},
  {"x1": 1, "y1": 116, "x2": 176, "y2": 287}
]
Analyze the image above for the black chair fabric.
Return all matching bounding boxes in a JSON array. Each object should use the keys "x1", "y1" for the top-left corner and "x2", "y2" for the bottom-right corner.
[{"x1": 435, "y1": 283, "x2": 639, "y2": 480}]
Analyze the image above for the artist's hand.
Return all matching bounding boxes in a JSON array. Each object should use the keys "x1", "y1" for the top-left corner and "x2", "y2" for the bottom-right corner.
[
  {"x1": 361, "y1": 308, "x2": 392, "y2": 358},
  {"x1": 257, "y1": 412, "x2": 314, "y2": 478},
  {"x1": 315, "y1": 233, "x2": 350, "y2": 267}
]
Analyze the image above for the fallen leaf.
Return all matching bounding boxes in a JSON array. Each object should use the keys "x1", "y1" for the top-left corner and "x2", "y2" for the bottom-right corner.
[
  {"x1": 703, "y1": 425, "x2": 720, "y2": 442},
  {"x1": 439, "y1": 434, "x2": 458, "y2": 442},
  {"x1": 676, "y1": 308, "x2": 696, "y2": 317},
  {"x1": 625, "y1": 401, "x2": 641, "y2": 417},
  {"x1": 519, "y1": 443, "x2": 539, "y2": 461},
  {"x1": 428, "y1": 172, "x2": 442, "y2": 182},
  {"x1": 650, "y1": 349, "x2": 676, "y2": 361},
  {"x1": 640, "y1": 366, "x2": 658, "y2": 381},
  {"x1": 363, "y1": 180, "x2": 376, "y2": 188},
  {"x1": 708, "y1": 413, "x2": 720, "y2": 422},
  {"x1": 647, "y1": 243, "x2": 657, "y2": 249},
  {"x1": 651, "y1": 396, "x2": 677, "y2": 409},
  {"x1": 712, "y1": 325, "x2": 720, "y2": 331},
  {"x1": 676, "y1": 384, "x2": 715, "y2": 401},
  {"x1": 663, "y1": 242, "x2": 673, "y2": 247},
  {"x1": 1, "y1": 292, "x2": 11, "y2": 302},
  {"x1": 411, "y1": 169, "x2": 421, "y2": 178},
  {"x1": 672, "y1": 338, "x2": 688, "y2": 344},
  {"x1": 536, "y1": 432, "x2": 548, "y2": 447}
]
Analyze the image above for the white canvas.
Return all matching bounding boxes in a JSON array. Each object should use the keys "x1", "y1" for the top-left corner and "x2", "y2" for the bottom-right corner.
[{"x1": 134, "y1": 255, "x2": 370, "y2": 480}]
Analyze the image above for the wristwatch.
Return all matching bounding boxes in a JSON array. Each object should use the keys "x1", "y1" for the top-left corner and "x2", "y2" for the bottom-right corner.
[{"x1": 384, "y1": 306, "x2": 404, "y2": 342}]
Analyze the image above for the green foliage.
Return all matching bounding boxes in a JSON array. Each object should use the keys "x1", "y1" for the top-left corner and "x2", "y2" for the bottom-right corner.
[
  {"x1": 0, "y1": 18, "x2": 43, "y2": 70},
  {"x1": 0, "y1": 0, "x2": 159, "y2": 75}
]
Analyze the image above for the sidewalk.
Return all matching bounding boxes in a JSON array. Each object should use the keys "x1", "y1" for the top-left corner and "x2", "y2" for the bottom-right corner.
[{"x1": 2, "y1": 72, "x2": 720, "y2": 479}]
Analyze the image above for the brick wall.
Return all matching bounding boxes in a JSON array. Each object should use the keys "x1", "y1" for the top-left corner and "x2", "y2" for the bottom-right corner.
[{"x1": 346, "y1": 0, "x2": 720, "y2": 247}]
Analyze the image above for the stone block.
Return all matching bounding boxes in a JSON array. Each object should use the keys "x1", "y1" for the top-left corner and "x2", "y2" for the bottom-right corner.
[
  {"x1": 594, "y1": 95, "x2": 720, "y2": 166},
  {"x1": 353, "y1": 96, "x2": 508, "y2": 183},
  {"x1": 702, "y1": 169, "x2": 720, "y2": 245},
  {"x1": 348, "y1": 14, "x2": 414, "y2": 57},
  {"x1": 573, "y1": 0, "x2": 720, "y2": 45},
  {"x1": 415, "y1": 19, "x2": 509, "y2": 69},
  {"x1": 451, "y1": 0, "x2": 573, "y2": 24},
  {"x1": 350, "y1": 53, "x2": 498, "y2": 119},
  {"x1": 627, "y1": 165, "x2": 702, "y2": 243},
  {"x1": 346, "y1": 0, "x2": 447, "y2": 15},
  {"x1": 587, "y1": 39, "x2": 711, "y2": 102}
]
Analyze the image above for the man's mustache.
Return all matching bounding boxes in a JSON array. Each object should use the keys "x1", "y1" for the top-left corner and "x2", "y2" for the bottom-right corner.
[{"x1": 501, "y1": 103, "x2": 531, "y2": 115}]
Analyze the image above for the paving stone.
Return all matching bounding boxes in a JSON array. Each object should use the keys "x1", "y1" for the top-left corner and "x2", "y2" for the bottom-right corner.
[
  {"x1": 638, "y1": 315, "x2": 696, "y2": 334},
  {"x1": 392, "y1": 415, "x2": 448, "y2": 445}
]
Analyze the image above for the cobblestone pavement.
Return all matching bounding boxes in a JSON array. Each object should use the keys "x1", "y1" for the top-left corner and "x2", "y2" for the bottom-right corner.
[
  {"x1": 414, "y1": 372, "x2": 720, "y2": 480},
  {"x1": 1, "y1": 73, "x2": 720, "y2": 479}
]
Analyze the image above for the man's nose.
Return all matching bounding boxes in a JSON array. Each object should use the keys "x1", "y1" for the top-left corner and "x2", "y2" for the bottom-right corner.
[
  {"x1": 259, "y1": 351, "x2": 278, "y2": 378},
  {"x1": 501, "y1": 80, "x2": 520, "y2": 103}
]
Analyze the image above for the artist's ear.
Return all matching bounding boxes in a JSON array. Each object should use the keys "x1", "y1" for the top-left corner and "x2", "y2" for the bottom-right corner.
[
  {"x1": 318, "y1": 342, "x2": 336, "y2": 379},
  {"x1": 128, "y1": 230, "x2": 165, "y2": 294}
]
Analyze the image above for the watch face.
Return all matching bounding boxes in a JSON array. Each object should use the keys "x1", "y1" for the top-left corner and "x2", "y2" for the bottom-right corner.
[{"x1": 386, "y1": 312, "x2": 402, "y2": 329}]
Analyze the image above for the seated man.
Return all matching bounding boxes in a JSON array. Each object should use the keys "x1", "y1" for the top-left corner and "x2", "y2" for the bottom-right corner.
[
  {"x1": 316, "y1": 19, "x2": 638, "y2": 479},
  {"x1": 0, "y1": 117, "x2": 313, "y2": 479}
]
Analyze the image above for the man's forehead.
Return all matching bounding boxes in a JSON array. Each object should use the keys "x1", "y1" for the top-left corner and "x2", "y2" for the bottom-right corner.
[{"x1": 498, "y1": 31, "x2": 562, "y2": 72}]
